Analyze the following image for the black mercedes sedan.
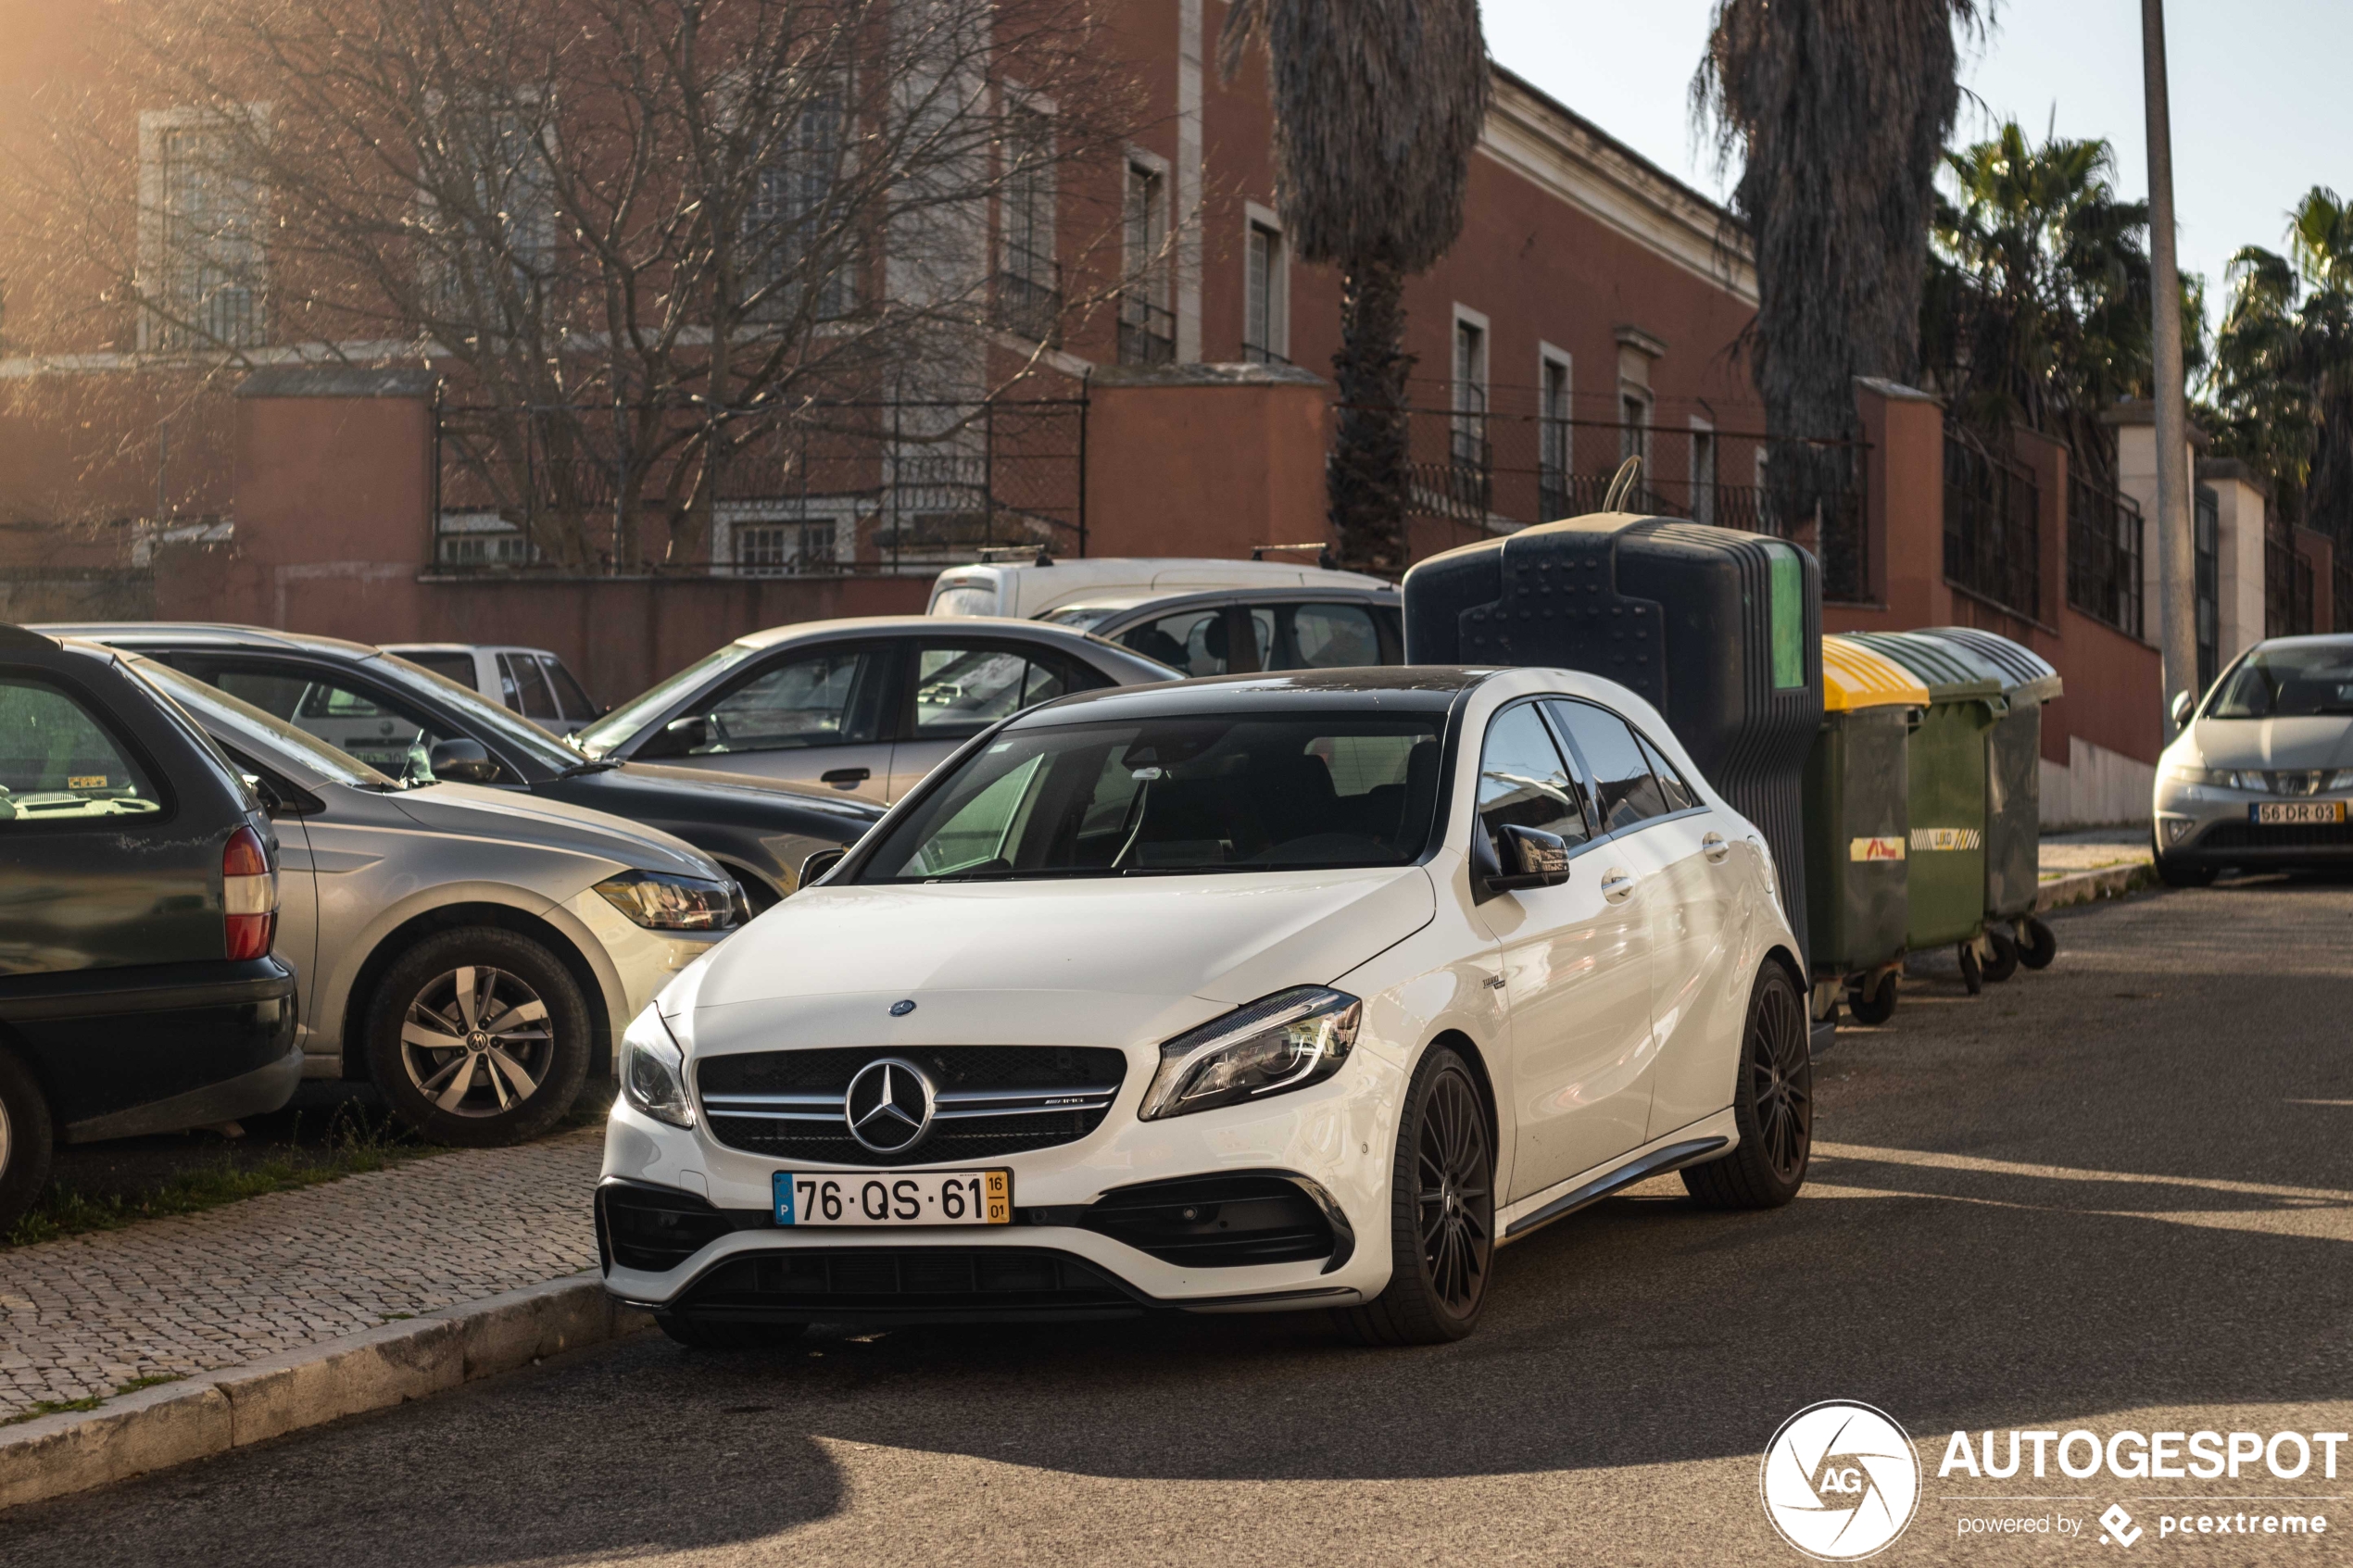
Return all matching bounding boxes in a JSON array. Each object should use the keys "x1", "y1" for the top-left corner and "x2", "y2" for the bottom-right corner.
[{"x1": 40, "y1": 624, "x2": 883, "y2": 907}]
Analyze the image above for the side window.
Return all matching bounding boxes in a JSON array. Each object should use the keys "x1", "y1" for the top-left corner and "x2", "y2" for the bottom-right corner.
[
  {"x1": 1634, "y1": 730, "x2": 1700, "y2": 813},
  {"x1": 402, "y1": 651, "x2": 477, "y2": 687},
  {"x1": 1267, "y1": 603, "x2": 1384, "y2": 671},
  {"x1": 1547, "y1": 700, "x2": 1667, "y2": 834},
  {"x1": 499, "y1": 654, "x2": 560, "y2": 722},
  {"x1": 912, "y1": 645, "x2": 1075, "y2": 740},
  {"x1": 1475, "y1": 702, "x2": 1592, "y2": 854},
  {"x1": 689, "y1": 646, "x2": 883, "y2": 755},
  {"x1": 0, "y1": 674, "x2": 164, "y2": 824},
  {"x1": 1119, "y1": 608, "x2": 1234, "y2": 676},
  {"x1": 198, "y1": 661, "x2": 462, "y2": 784},
  {"x1": 542, "y1": 657, "x2": 598, "y2": 721}
]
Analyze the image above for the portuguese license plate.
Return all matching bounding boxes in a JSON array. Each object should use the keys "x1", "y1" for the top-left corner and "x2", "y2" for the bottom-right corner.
[
  {"x1": 774, "y1": 1169, "x2": 1012, "y2": 1227},
  {"x1": 2254, "y1": 800, "x2": 2347, "y2": 824}
]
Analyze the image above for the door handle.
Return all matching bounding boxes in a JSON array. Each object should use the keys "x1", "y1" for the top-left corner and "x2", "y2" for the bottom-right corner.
[
  {"x1": 1600, "y1": 869, "x2": 1637, "y2": 903},
  {"x1": 820, "y1": 767, "x2": 871, "y2": 789},
  {"x1": 1702, "y1": 832, "x2": 1730, "y2": 863}
]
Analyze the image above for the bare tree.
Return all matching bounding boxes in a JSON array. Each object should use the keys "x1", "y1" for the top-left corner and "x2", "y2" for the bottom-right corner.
[{"x1": 17, "y1": 0, "x2": 1146, "y2": 568}]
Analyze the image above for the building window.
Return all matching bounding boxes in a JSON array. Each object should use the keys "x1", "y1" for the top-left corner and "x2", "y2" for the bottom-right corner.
[
  {"x1": 994, "y1": 102, "x2": 1059, "y2": 344},
  {"x1": 1689, "y1": 419, "x2": 1717, "y2": 527},
  {"x1": 1243, "y1": 215, "x2": 1287, "y2": 364},
  {"x1": 140, "y1": 111, "x2": 265, "y2": 352},
  {"x1": 1620, "y1": 391, "x2": 1652, "y2": 470},
  {"x1": 1117, "y1": 157, "x2": 1173, "y2": 365},
  {"x1": 1539, "y1": 350, "x2": 1572, "y2": 519},
  {"x1": 1452, "y1": 314, "x2": 1488, "y2": 471},
  {"x1": 733, "y1": 519, "x2": 840, "y2": 576},
  {"x1": 747, "y1": 91, "x2": 852, "y2": 322},
  {"x1": 418, "y1": 95, "x2": 557, "y2": 326}
]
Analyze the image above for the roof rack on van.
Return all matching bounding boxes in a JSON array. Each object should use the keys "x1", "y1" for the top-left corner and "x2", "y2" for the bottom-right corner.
[
  {"x1": 1251, "y1": 542, "x2": 1339, "y2": 571},
  {"x1": 975, "y1": 546, "x2": 1056, "y2": 566}
]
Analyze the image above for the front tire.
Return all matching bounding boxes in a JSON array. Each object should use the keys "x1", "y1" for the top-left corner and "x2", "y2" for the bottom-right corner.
[
  {"x1": 1683, "y1": 963, "x2": 1811, "y2": 1210},
  {"x1": 2155, "y1": 855, "x2": 2216, "y2": 888},
  {"x1": 365, "y1": 927, "x2": 593, "y2": 1147},
  {"x1": 1336, "y1": 1045, "x2": 1493, "y2": 1347},
  {"x1": 0, "y1": 1049, "x2": 55, "y2": 1236}
]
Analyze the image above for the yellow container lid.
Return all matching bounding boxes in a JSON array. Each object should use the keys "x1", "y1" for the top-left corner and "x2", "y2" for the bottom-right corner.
[{"x1": 1823, "y1": 633, "x2": 1931, "y2": 713}]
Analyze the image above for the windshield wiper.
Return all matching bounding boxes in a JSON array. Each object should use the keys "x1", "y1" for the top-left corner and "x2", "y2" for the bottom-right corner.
[{"x1": 560, "y1": 759, "x2": 621, "y2": 777}]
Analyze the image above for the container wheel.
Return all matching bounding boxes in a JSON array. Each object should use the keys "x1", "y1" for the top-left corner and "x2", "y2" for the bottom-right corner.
[
  {"x1": 1980, "y1": 929, "x2": 2020, "y2": 984},
  {"x1": 1845, "y1": 972, "x2": 1897, "y2": 1026},
  {"x1": 1957, "y1": 941, "x2": 1983, "y2": 995},
  {"x1": 2015, "y1": 917, "x2": 2057, "y2": 971}
]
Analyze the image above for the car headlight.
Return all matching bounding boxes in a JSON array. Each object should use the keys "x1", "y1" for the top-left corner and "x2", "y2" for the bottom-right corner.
[
  {"x1": 1140, "y1": 986, "x2": 1361, "y2": 1121},
  {"x1": 595, "y1": 869, "x2": 744, "y2": 930},
  {"x1": 2161, "y1": 762, "x2": 2259, "y2": 791},
  {"x1": 620, "y1": 1006, "x2": 694, "y2": 1128}
]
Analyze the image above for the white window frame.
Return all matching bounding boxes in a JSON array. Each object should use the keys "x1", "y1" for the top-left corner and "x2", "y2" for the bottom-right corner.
[
  {"x1": 711, "y1": 499, "x2": 859, "y2": 578},
  {"x1": 1119, "y1": 147, "x2": 1174, "y2": 363},
  {"x1": 1538, "y1": 343, "x2": 1573, "y2": 515},
  {"x1": 1452, "y1": 304, "x2": 1490, "y2": 470},
  {"x1": 744, "y1": 80, "x2": 857, "y2": 323},
  {"x1": 1688, "y1": 414, "x2": 1718, "y2": 527},
  {"x1": 416, "y1": 88, "x2": 560, "y2": 321},
  {"x1": 1619, "y1": 386, "x2": 1653, "y2": 470},
  {"x1": 997, "y1": 86, "x2": 1057, "y2": 294},
  {"x1": 1241, "y1": 200, "x2": 1289, "y2": 364},
  {"x1": 137, "y1": 105, "x2": 270, "y2": 355}
]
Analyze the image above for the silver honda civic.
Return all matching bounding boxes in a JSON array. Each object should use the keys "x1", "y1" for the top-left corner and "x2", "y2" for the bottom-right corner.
[
  {"x1": 115, "y1": 649, "x2": 745, "y2": 1146},
  {"x1": 2154, "y1": 634, "x2": 2353, "y2": 885}
]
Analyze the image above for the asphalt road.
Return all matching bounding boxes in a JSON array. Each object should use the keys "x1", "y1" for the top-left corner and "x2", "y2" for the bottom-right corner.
[{"x1": 6, "y1": 875, "x2": 2351, "y2": 1566}]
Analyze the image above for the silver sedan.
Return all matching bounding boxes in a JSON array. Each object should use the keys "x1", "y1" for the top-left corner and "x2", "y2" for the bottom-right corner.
[
  {"x1": 2154, "y1": 633, "x2": 2353, "y2": 884},
  {"x1": 119, "y1": 652, "x2": 745, "y2": 1146}
]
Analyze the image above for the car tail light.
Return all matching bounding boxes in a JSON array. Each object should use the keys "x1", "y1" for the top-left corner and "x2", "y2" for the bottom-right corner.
[{"x1": 222, "y1": 824, "x2": 278, "y2": 960}]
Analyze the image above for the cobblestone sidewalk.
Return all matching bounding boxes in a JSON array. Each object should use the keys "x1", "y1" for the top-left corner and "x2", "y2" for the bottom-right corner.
[{"x1": 0, "y1": 1128, "x2": 603, "y2": 1419}]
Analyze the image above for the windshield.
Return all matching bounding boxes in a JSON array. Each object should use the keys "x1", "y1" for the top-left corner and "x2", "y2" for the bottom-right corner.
[
  {"x1": 855, "y1": 712, "x2": 1445, "y2": 883},
  {"x1": 573, "y1": 642, "x2": 758, "y2": 759},
  {"x1": 371, "y1": 653, "x2": 584, "y2": 772},
  {"x1": 2208, "y1": 642, "x2": 2353, "y2": 719},
  {"x1": 930, "y1": 584, "x2": 1000, "y2": 617},
  {"x1": 129, "y1": 657, "x2": 396, "y2": 789},
  {"x1": 1035, "y1": 605, "x2": 1119, "y2": 631}
]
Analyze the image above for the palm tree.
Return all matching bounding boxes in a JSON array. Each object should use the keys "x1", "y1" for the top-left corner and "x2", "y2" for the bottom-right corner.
[
  {"x1": 1219, "y1": 0, "x2": 1490, "y2": 572},
  {"x1": 1922, "y1": 122, "x2": 2170, "y2": 486},
  {"x1": 2212, "y1": 189, "x2": 2353, "y2": 547},
  {"x1": 1693, "y1": 0, "x2": 1979, "y2": 530}
]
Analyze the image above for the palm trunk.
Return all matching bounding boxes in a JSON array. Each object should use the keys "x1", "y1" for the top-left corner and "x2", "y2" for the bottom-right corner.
[{"x1": 1327, "y1": 257, "x2": 1412, "y2": 573}]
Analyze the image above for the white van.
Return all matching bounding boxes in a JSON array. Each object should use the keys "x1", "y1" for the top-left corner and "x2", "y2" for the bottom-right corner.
[{"x1": 926, "y1": 556, "x2": 1390, "y2": 620}]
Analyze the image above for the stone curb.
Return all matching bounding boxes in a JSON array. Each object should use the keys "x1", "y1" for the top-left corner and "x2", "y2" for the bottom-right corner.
[
  {"x1": 0, "y1": 1271, "x2": 649, "y2": 1512},
  {"x1": 2034, "y1": 861, "x2": 2156, "y2": 912}
]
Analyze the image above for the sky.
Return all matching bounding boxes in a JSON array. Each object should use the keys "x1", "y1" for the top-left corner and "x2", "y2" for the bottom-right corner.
[{"x1": 1484, "y1": 0, "x2": 2348, "y2": 338}]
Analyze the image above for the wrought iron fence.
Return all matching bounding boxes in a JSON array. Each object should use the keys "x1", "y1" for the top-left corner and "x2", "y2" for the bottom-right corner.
[
  {"x1": 1944, "y1": 437, "x2": 2041, "y2": 620},
  {"x1": 1368, "y1": 388, "x2": 1869, "y2": 601},
  {"x1": 991, "y1": 245, "x2": 1063, "y2": 348},
  {"x1": 432, "y1": 395, "x2": 1088, "y2": 576},
  {"x1": 2066, "y1": 471, "x2": 2144, "y2": 638}
]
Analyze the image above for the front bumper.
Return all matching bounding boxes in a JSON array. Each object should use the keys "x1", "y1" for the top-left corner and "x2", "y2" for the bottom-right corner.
[
  {"x1": 2154, "y1": 786, "x2": 2353, "y2": 868},
  {"x1": 596, "y1": 1047, "x2": 1407, "y2": 1320}
]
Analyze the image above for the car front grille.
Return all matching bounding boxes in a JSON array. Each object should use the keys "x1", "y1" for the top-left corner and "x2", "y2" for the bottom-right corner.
[
  {"x1": 2196, "y1": 822, "x2": 2353, "y2": 850},
  {"x1": 675, "y1": 1247, "x2": 1143, "y2": 1321},
  {"x1": 696, "y1": 1045, "x2": 1130, "y2": 1166}
]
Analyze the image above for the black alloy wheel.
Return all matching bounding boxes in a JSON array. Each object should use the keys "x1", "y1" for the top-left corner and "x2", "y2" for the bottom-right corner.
[
  {"x1": 1683, "y1": 962, "x2": 1812, "y2": 1210},
  {"x1": 1338, "y1": 1047, "x2": 1493, "y2": 1346},
  {"x1": 366, "y1": 927, "x2": 592, "y2": 1148}
]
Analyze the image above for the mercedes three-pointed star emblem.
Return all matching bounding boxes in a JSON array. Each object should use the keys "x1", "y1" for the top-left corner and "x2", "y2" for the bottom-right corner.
[{"x1": 842, "y1": 1057, "x2": 937, "y2": 1154}]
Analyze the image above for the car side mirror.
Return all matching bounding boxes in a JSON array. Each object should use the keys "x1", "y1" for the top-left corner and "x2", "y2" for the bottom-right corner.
[
  {"x1": 1475, "y1": 824, "x2": 1571, "y2": 901},
  {"x1": 427, "y1": 737, "x2": 501, "y2": 784},
  {"x1": 799, "y1": 847, "x2": 849, "y2": 889},
  {"x1": 636, "y1": 713, "x2": 709, "y2": 759},
  {"x1": 2169, "y1": 690, "x2": 2195, "y2": 728}
]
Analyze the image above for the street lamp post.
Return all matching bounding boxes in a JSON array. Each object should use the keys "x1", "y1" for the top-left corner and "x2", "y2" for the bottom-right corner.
[{"x1": 2141, "y1": 0, "x2": 2196, "y2": 734}]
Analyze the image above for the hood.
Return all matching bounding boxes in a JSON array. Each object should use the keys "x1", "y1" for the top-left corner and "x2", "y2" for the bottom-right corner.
[
  {"x1": 389, "y1": 783, "x2": 725, "y2": 880},
  {"x1": 685, "y1": 866, "x2": 1435, "y2": 1053},
  {"x1": 2186, "y1": 715, "x2": 2353, "y2": 771}
]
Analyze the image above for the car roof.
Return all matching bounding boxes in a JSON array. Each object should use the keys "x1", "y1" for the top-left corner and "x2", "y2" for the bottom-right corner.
[
  {"x1": 33, "y1": 621, "x2": 387, "y2": 659},
  {"x1": 1005, "y1": 666, "x2": 1499, "y2": 726},
  {"x1": 1058, "y1": 585, "x2": 1400, "y2": 620},
  {"x1": 732, "y1": 614, "x2": 1133, "y2": 652}
]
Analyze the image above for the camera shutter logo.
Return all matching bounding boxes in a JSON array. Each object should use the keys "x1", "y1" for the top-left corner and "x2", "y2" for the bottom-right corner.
[{"x1": 1759, "y1": 1401, "x2": 1921, "y2": 1561}]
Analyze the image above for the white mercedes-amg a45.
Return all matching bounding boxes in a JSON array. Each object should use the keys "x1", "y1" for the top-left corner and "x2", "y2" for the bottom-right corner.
[{"x1": 598, "y1": 667, "x2": 1812, "y2": 1347}]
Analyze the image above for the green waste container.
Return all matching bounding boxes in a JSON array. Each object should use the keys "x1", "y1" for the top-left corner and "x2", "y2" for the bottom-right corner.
[
  {"x1": 1919, "y1": 626, "x2": 2064, "y2": 971},
  {"x1": 1806, "y1": 636, "x2": 1931, "y2": 1024},
  {"x1": 1844, "y1": 631, "x2": 2007, "y2": 988}
]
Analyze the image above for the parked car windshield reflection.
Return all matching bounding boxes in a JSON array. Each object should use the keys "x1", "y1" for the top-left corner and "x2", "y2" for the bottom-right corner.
[
  {"x1": 128, "y1": 658, "x2": 397, "y2": 790},
  {"x1": 573, "y1": 643, "x2": 759, "y2": 759},
  {"x1": 2208, "y1": 640, "x2": 2353, "y2": 718},
  {"x1": 369, "y1": 655, "x2": 587, "y2": 772},
  {"x1": 857, "y1": 714, "x2": 1444, "y2": 882}
]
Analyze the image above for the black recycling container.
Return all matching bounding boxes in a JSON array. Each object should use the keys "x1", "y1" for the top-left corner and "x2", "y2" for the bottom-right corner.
[
  {"x1": 1403, "y1": 513, "x2": 1824, "y2": 963},
  {"x1": 1917, "y1": 627, "x2": 2062, "y2": 925}
]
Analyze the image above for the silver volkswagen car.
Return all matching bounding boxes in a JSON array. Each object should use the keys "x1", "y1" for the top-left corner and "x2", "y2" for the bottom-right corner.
[
  {"x1": 119, "y1": 652, "x2": 746, "y2": 1146},
  {"x1": 2154, "y1": 634, "x2": 2353, "y2": 885}
]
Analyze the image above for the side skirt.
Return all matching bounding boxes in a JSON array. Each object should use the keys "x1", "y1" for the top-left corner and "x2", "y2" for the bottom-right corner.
[{"x1": 1495, "y1": 1109, "x2": 1739, "y2": 1245}]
